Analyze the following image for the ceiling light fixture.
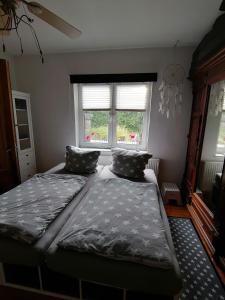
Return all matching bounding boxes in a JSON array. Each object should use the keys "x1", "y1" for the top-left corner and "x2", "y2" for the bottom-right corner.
[
  {"x1": 0, "y1": 0, "x2": 81, "y2": 63},
  {"x1": 0, "y1": 0, "x2": 44, "y2": 62}
]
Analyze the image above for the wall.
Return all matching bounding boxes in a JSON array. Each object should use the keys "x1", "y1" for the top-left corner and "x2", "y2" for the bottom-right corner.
[
  {"x1": 13, "y1": 47, "x2": 194, "y2": 185},
  {"x1": 0, "y1": 52, "x2": 17, "y2": 89}
]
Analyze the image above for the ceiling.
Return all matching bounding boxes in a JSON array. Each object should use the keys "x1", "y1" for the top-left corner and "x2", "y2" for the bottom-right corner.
[{"x1": 2, "y1": 0, "x2": 223, "y2": 55}]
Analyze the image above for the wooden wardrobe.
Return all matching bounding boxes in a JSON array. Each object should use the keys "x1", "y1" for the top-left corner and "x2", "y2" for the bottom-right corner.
[
  {"x1": 182, "y1": 13, "x2": 225, "y2": 270},
  {"x1": 0, "y1": 59, "x2": 20, "y2": 194}
]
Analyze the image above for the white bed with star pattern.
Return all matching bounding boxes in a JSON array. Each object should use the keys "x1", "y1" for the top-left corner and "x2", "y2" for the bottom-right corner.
[
  {"x1": 0, "y1": 164, "x2": 103, "y2": 266},
  {"x1": 0, "y1": 173, "x2": 88, "y2": 244},
  {"x1": 58, "y1": 177, "x2": 172, "y2": 269},
  {"x1": 46, "y1": 165, "x2": 182, "y2": 297},
  {"x1": 0, "y1": 163, "x2": 182, "y2": 298}
]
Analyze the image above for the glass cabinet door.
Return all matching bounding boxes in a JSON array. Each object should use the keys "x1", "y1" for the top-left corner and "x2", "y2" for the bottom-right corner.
[{"x1": 14, "y1": 98, "x2": 31, "y2": 151}]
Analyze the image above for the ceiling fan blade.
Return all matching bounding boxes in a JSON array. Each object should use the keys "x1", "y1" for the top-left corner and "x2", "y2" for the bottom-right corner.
[
  {"x1": 0, "y1": 8, "x2": 10, "y2": 36},
  {"x1": 220, "y1": 0, "x2": 225, "y2": 11},
  {"x1": 26, "y1": 1, "x2": 81, "y2": 38}
]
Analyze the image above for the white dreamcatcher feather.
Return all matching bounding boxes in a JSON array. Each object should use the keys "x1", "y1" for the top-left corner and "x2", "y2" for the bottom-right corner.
[{"x1": 159, "y1": 64, "x2": 185, "y2": 119}]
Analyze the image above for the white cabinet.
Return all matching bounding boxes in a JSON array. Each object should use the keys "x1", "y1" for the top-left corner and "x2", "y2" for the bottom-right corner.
[{"x1": 12, "y1": 91, "x2": 37, "y2": 182}]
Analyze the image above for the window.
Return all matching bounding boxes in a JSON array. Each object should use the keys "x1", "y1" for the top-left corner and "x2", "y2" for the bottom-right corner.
[
  {"x1": 216, "y1": 98, "x2": 225, "y2": 155},
  {"x1": 76, "y1": 83, "x2": 152, "y2": 149}
]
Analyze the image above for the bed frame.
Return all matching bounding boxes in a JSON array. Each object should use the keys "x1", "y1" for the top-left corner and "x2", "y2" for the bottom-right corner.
[
  {"x1": 0, "y1": 262, "x2": 180, "y2": 300},
  {"x1": 0, "y1": 161, "x2": 182, "y2": 300}
]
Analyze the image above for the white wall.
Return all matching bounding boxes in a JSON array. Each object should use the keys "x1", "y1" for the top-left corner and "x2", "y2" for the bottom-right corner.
[
  {"x1": 13, "y1": 47, "x2": 194, "y2": 185},
  {"x1": 0, "y1": 52, "x2": 17, "y2": 89}
]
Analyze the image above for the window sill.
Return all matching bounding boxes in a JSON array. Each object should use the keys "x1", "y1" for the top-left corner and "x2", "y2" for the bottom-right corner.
[
  {"x1": 215, "y1": 154, "x2": 224, "y2": 157},
  {"x1": 80, "y1": 147, "x2": 148, "y2": 156},
  {"x1": 214, "y1": 154, "x2": 225, "y2": 161},
  {"x1": 80, "y1": 148, "x2": 112, "y2": 156}
]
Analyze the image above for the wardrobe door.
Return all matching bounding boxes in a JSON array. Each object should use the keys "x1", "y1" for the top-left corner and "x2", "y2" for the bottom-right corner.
[
  {"x1": 0, "y1": 59, "x2": 19, "y2": 194},
  {"x1": 183, "y1": 84, "x2": 209, "y2": 200}
]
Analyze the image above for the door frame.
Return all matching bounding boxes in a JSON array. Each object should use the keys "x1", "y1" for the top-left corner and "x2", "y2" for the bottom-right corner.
[{"x1": 0, "y1": 59, "x2": 19, "y2": 193}]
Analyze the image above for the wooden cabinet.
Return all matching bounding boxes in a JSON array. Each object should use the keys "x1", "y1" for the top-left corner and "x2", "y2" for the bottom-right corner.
[
  {"x1": 183, "y1": 83, "x2": 210, "y2": 200},
  {"x1": 12, "y1": 91, "x2": 37, "y2": 182},
  {"x1": 0, "y1": 61, "x2": 36, "y2": 191},
  {"x1": 188, "y1": 193, "x2": 216, "y2": 255},
  {"x1": 183, "y1": 47, "x2": 225, "y2": 266},
  {"x1": 0, "y1": 59, "x2": 19, "y2": 194}
]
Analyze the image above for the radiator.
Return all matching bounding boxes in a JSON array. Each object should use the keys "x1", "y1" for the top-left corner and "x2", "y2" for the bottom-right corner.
[
  {"x1": 198, "y1": 161, "x2": 223, "y2": 192},
  {"x1": 146, "y1": 158, "x2": 160, "y2": 178}
]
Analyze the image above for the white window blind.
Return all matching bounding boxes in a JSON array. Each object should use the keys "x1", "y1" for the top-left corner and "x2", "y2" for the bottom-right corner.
[
  {"x1": 116, "y1": 84, "x2": 148, "y2": 110},
  {"x1": 76, "y1": 82, "x2": 152, "y2": 149},
  {"x1": 81, "y1": 85, "x2": 111, "y2": 110}
]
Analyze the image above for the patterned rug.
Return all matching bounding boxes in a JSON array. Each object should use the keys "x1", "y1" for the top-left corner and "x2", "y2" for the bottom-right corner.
[{"x1": 169, "y1": 217, "x2": 225, "y2": 300}]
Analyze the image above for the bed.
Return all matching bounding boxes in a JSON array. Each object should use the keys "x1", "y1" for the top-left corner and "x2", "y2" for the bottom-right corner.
[
  {"x1": 46, "y1": 166, "x2": 182, "y2": 299},
  {"x1": 0, "y1": 164, "x2": 103, "y2": 267},
  {"x1": 0, "y1": 163, "x2": 182, "y2": 299}
]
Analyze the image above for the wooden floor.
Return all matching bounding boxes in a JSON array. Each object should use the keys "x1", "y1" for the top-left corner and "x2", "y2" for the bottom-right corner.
[{"x1": 165, "y1": 204, "x2": 191, "y2": 218}]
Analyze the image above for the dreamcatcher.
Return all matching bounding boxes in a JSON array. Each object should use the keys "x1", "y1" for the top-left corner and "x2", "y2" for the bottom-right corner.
[{"x1": 159, "y1": 42, "x2": 186, "y2": 118}]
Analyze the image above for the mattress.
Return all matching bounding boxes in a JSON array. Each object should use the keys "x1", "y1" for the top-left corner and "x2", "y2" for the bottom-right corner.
[
  {"x1": 46, "y1": 166, "x2": 182, "y2": 296},
  {"x1": 0, "y1": 164, "x2": 103, "y2": 266}
]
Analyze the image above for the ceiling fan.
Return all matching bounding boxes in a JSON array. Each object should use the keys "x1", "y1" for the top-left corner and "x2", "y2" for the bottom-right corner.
[
  {"x1": 0, "y1": 0, "x2": 81, "y2": 62},
  {"x1": 220, "y1": 0, "x2": 225, "y2": 11}
]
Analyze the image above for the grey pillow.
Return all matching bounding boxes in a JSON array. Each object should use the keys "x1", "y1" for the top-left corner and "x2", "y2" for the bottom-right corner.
[
  {"x1": 111, "y1": 148, "x2": 152, "y2": 179},
  {"x1": 65, "y1": 146, "x2": 100, "y2": 174}
]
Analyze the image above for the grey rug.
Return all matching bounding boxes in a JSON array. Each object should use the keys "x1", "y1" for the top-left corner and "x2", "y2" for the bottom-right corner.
[{"x1": 169, "y1": 217, "x2": 225, "y2": 300}]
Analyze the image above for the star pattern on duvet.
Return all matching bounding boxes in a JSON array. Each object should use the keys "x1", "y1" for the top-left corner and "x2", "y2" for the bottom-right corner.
[
  {"x1": 110, "y1": 227, "x2": 119, "y2": 233},
  {"x1": 59, "y1": 178, "x2": 172, "y2": 268},
  {"x1": 0, "y1": 174, "x2": 87, "y2": 244},
  {"x1": 115, "y1": 213, "x2": 122, "y2": 218}
]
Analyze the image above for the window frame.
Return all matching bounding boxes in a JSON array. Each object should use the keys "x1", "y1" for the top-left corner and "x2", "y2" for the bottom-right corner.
[
  {"x1": 76, "y1": 82, "x2": 152, "y2": 150},
  {"x1": 216, "y1": 110, "x2": 225, "y2": 155}
]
